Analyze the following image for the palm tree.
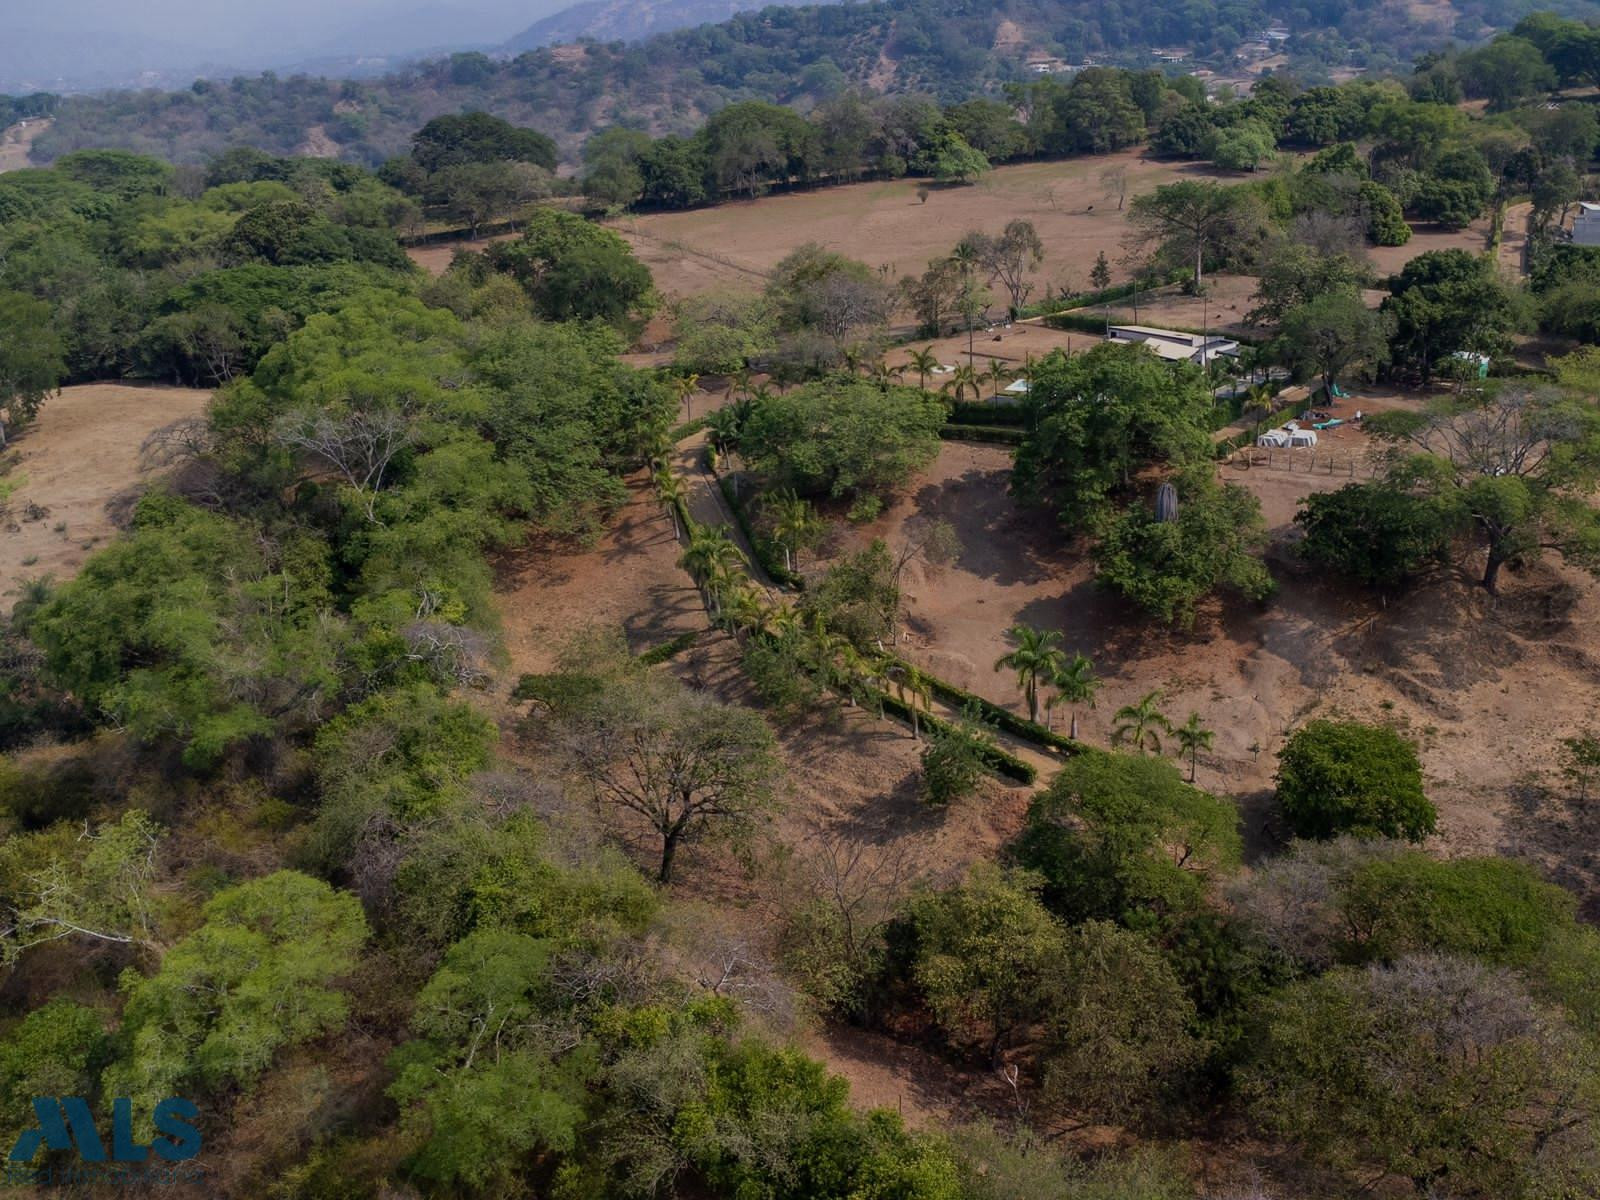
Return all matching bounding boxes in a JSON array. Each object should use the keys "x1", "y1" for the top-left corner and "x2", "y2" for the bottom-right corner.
[
  {"x1": 673, "y1": 373, "x2": 700, "y2": 421},
  {"x1": 766, "y1": 490, "x2": 821, "y2": 574},
  {"x1": 993, "y1": 624, "x2": 1066, "y2": 725},
  {"x1": 864, "y1": 655, "x2": 895, "y2": 718},
  {"x1": 1111, "y1": 690, "x2": 1172, "y2": 754},
  {"x1": 869, "y1": 359, "x2": 906, "y2": 391},
  {"x1": 725, "y1": 581, "x2": 766, "y2": 636},
  {"x1": 941, "y1": 363, "x2": 981, "y2": 404},
  {"x1": 1044, "y1": 652, "x2": 1099, "y2": 739},
  {"x1": 907, "y1": 346, "x2": 939, "y2": 392},
  {"x1": 653, "y1": 466, "x2": 686, "y2": 539},
  {"x1": 679, "y1": 527, "x2": 745, "y2": 616},
  {"x1": 950, "y1": 239, "x2": 984, "y2": 360},
  {"x1": 986, "y1": 358, "x2": 1008, "y2": 401},
  {"x1": 1173, "y1": 712, "x2": 1215, "y2": 782},
  {"x1": 768, "y1": 604, "x2": 803, "y2": 641},
  {"x1": 889, "y1": 661, "x2": 933, "y2": 739}
]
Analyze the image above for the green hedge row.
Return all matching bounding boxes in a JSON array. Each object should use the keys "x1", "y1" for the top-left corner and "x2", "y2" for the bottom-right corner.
[
  {"x1": 638, "y1": 630, "x2": 700, "y2": 665},
  {"x1": 948, "y1": 402, "x2": 1025, "y2": 426},
  {"x1": 895, "y1": 660, "x2": 1082, "y2": 757},
  {"x1": 1042, "y1": 310, "x2": 1113, "y2": 335},
  {"x1": 869, "y1": 687, "x2": 1038, "y2": 784},
  {"x1": 1013, "y1": 270, "x2": 1192, "y2": 320},
  {"x1": 716, "y1": 475, "x2": 805, "y2": 590},
  {"x1": 669, "y1": 416, "x2": 708, "y2": 443},
  {"x1": 940, "y1": 425, "x2": 1024, "y2": 445}
]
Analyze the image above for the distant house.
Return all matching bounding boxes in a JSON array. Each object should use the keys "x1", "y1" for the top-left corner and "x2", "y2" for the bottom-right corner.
[
  {"x1": 1573, "y1": 202, "x2": 1600, "y2": 246},
  {"x1": 1106, "y1": 324, "x2": 1239, "y2": 366}
]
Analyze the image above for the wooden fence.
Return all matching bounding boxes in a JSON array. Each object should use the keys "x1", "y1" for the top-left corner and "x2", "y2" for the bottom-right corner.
[{"x1": 1227, "y1": 446, "x2": 1381, "y2": 478}]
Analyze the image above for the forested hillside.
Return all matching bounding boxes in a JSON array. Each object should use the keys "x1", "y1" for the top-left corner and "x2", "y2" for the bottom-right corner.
[{"x1": 20, "y1": 0, "x2": 1600, "y2": 167}]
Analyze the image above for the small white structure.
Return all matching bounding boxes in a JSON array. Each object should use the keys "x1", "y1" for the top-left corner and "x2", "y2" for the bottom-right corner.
[
  {"x1": 1002, "y1": 378, "x2": 1030, "y2": 396},
  {"x1": 1257, "y1": 426, "x2": 1318, "y2": 448},
  {"x1": 1574, "y1": 202, "x2": 1600, "y2": 247},
  {"x1": 1107, "y1": 324, "x2": 1239, "y2": 366}
]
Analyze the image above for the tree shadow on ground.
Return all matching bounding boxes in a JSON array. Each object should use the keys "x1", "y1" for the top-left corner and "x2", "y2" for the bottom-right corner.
[{"x1": 911, "y1": 468, "x2": 1066, "y2": 587}]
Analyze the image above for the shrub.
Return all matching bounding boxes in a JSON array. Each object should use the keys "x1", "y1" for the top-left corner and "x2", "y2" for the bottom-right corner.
[
  {"x1": 920, "y1": 719, "x2": 990, "y2": 805},
  {"x1": 1276, "y1": 720, "x2": 1435, "y2": 842}
]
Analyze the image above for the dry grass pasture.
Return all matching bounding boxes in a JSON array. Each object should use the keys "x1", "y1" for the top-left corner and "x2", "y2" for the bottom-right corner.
[
  {"x1": 602, "y1": 149, "x2": 1505, "y2": 309},
  {"x1": 0, "y1": 119, "x2": 47, "y2": 173},
  {"x1": 0, "y1": 383, "x2": 211, "y2": 608}
]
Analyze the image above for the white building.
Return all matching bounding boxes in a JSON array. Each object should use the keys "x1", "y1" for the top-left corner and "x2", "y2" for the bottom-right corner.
[
  {"x1": 1573, "y1": 202, "x2": 1600, "y2": 247},
  {"x1": 1106, "y1": 324, "x2": 1239, "y2": 366}
]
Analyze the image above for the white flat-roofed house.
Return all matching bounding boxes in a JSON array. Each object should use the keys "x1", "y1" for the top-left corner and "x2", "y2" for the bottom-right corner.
[
  {"x1": 1574, "y1": 202, "x2": 1600, "y2": 246},
  {"x1": 1106, "y1": 324, "x2": 1239, "y2": 366}
]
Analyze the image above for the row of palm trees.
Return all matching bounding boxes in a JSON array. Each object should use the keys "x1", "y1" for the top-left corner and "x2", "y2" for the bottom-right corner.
[
  {"x1": 993, "y1": 624, "x2": 1216, "y2": 781},
  {"x1": 665, "y1": 482, "x2": 943, "y2": 738},
  {"x1": 902, "y1": 345, "x2": 1047, "y2": 404},
  {"x1": 992, "y1": 625, "x2": 1098, "y2": 739}
]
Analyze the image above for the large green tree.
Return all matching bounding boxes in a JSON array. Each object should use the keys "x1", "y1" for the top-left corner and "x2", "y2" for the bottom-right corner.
[
  {"x1": 1276, "y1": 719, "x2": 1436, "y2": 842},
  {"x1": 0, "y1": 291, "x2": 64, "y2": 446}
]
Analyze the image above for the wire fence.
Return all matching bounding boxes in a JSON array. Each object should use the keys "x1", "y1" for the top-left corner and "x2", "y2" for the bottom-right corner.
[{"x1": 1227, "y1": 446, "x2": 1382, "y2": 478}]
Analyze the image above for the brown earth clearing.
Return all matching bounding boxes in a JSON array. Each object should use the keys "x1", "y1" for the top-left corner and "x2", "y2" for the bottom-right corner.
[
  {"x1": 0, "y1": 119, "x2": 48, "y2": 173},
  {"x1": 601, "y1": 150, "x2": 1504, "y2": 311},
  {"x1": 0, "y1": 384, "x2": 210, "y2": 609}
]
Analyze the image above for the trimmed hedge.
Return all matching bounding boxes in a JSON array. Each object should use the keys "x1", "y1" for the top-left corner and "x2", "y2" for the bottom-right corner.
[
  {"x1": 939, "y1": 425, "x2": 1024, "y2": 445},
  {"x1": 669, "y1": 416, "x2": 708, "y2": 443},
  {"x1": 638, "y1": 630, "x2": 700, "y2": 665},
  {"x1": 1043, "y1": 310, "x2": 1113, "y2": 335},
  {"x1": 869, "y1": 687, "x2": 1038, "y2": 784},
  {"x1": 894, "y1": 659, "x2": 1083, "y2": 757},
  {"x1": 1013, "y1": 270, "x2": 1192, "y2": 320},
  {"x1": 716, "y1": 475, "x2": 805, "y2": 590},
  {"x1": 948, "y1": 402, "x2": 1025, "y2": 425}
]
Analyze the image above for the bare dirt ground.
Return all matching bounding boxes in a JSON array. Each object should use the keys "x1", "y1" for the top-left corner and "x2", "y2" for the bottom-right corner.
[
  {"x1": 1369, "y1": 217, "x2": 1495, "y2": 277},
  {"x1": 405, "y1": 232, "x2": 518, "y2": 277},
  {"x1": 609, "y1": 150, "x2": 1242, "y2": 301},
  {"x1": 827, "y1": 430, "x2": 1600, "y2": 902},
  {"x1": 0, "y1": 384, "x2": 211, "y2": 608},
  {"x1": 889, "y1": 321, "x2": 1094, "y2": 380},
  {"x1": 1100, "y1": 272, "x2": 1262, "y2": 337},
  {"x1": 0, "y1": 119, "x2": 48, "y2": 173},
  {"x1": 607, "y1": 152, "x2": 1505, "y2": 315}
]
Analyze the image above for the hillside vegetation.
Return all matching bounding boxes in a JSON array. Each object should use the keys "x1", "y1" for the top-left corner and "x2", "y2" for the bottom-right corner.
[{"x1": 18, "y1": 0, "x2": 1600, "y2": 167}]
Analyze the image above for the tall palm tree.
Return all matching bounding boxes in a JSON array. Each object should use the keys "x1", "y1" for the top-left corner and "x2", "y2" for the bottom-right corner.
[
  {"x1": 679, "y1": 527, "x2": 745, "y2": 616},
  {"x1": 673, "y1": 373, "x2": 700, "y2": 421},
  {"x1": 869, "y1": 359, "x2": 906, "y2": 391},
  {"x1": 864, "y1": 655, "x2": 895, "y2": 718},
  {"x1": 889, "y1": 661, "x2": 933, "y2": 739},
  {"x1": 950, "y1": 239, "x2": 984, "y2": 360},
  {"x1": 766, "y1": 490, "x2": 821, "y2": 573},
  {"x1": 768, "y1": 605, "x2": 803, "y2": 641},
  {"x1": 941, "y1": 363, "x2": 981, "y2": 404},
  {"x1": 1111, "y1": 690, "x2": 1172, "y2": 755},
  {"x1": 653, "y1": 466, "x2": 686, "y2": 539},
  {"x1": 986, "y1": 358, "x2": 1008, "y2": 401},
  {"x1": 993, "y1": 624, "x2": 1066, "y2": 725},
  {"x1": 724, "y1": 581, "x2": 766, "y2": 636},
  {"x1": 907, "y1": 346, "x2": 939, "y2": 392},
  {"x1": 1174, "y1": 712, "x2": 1215, "y2": 782},
  {"x1": 1044, "y1": 652, "x2": 1099, "y2": 739}
]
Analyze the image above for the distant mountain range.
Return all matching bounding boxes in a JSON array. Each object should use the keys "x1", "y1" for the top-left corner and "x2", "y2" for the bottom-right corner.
[
  {"x1": 0, "y1": 0, "x2": 837, "y2": 94},
  {"x1": 500, "y1": 0, "x2": 839, "y2": 52},
  {"x1": 14, "y1": 0, "x2": 1599, "y2": 169}
]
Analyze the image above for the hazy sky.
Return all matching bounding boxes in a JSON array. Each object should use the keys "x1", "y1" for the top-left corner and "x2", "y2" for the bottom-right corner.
[{"x1": 5, "y1": 0, "x2": 569, "y2": 75}]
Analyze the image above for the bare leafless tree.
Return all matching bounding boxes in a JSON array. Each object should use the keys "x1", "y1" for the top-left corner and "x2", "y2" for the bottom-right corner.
[
  {"x1": 560, "y1": 674, "x2": 782, "y2": 884},
  {"x1": 273, "y1": 406, "x2": 414, "y2": 523}
]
